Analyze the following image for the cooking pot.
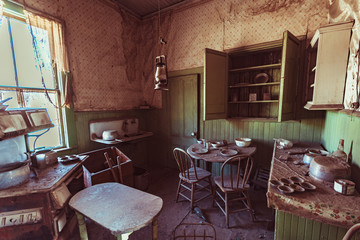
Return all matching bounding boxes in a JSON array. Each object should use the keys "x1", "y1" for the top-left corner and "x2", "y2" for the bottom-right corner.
[
  {"x1": 102, "y1": 130, "x2": 119, "y2": 141},
  {"x1": 303, "y1": 153, "x2": 320, "y2": 165},
  {"x1": 0, "y1": 159, "x2": 31, "y2": 190},
  {"x1": 309, "y1": 156, "x2": 351, "y2": 182},
  {"x1": 32, "y1": 149, "x2": 57, "y2": 169}
]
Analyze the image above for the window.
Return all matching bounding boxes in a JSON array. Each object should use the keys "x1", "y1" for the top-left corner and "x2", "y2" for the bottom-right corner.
[{"x1": 0, "y1": 2, "x2": 71, "y2": 151}]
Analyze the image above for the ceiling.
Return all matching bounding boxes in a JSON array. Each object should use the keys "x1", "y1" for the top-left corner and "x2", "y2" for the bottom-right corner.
[{"x1": 110, "y1": 0, "x2": 192, "y2": 19}]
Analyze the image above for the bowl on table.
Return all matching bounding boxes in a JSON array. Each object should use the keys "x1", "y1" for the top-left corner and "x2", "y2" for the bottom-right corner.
[{"x1": 235, "y1": 138, "x2": 251, "y2": 147}]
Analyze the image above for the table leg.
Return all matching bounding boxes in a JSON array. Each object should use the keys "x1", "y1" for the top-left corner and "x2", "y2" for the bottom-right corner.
[
  {"x1": 205, "y1": 162, "x2": 212, "y2": 173},
  {"x1": 75, "y1": 212, "x2": 88, "y2": 240},
  {"x1": 152, "y1": 218, "x2": 158, "y2": 240}
]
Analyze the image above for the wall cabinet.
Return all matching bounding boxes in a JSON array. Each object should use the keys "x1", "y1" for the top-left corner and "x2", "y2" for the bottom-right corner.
[
  {"x1": 304, "y1": 21, "x2": 353, "y2": 110},
  {"x1": 204, "y1": 31, "x2": 300, "y2": 122}
]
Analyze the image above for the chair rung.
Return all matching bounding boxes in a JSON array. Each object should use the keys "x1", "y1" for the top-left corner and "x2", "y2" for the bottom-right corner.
[
  {"x1": 214, "y1": 200, "x2": 226, "y2": 215},
  {"x1": 180, "y1": 184, "x2": 192, "y2": 191}
]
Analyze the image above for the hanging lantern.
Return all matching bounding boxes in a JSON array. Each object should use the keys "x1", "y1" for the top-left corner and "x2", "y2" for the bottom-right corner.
[{"x1": 154, "y1": 55, "x2": 168, "y2": 90}]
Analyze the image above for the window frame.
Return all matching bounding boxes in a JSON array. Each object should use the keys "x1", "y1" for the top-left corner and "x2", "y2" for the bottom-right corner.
[{"x1": 0, "y1": 2, "x2": 75, "y2": 153}]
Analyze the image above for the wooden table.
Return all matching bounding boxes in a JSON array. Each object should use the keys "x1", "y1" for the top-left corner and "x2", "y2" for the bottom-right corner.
[
  {"x1": 187, "y1": 143, "x2": 256, "y2": 172},
  {"x1": 69, "y1": 182, "x2": 163, "y2": 240},
  {"x1": 267, "y1": 141, "x2": 360, "y2": 228}
]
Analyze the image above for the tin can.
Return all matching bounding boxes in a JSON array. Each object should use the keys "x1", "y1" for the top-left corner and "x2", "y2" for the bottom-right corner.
[{"x1": 334, "y1": 179, "x2": 355, "y2": 195}]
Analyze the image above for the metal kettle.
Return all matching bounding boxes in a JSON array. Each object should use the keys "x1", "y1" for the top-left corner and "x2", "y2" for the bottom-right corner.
[{"x1": 31, "y1": 148, "x2": 57, "y2": 169}]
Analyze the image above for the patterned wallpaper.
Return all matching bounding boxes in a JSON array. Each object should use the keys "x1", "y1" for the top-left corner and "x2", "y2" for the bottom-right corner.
[
  {"x1": 142, "y1": 0, "x2": 329, "y2": 107},
  {"x1": 17, "y1": 0, "x2": 144, "y2": 111},
  {"x1": 17, "y1": 0, "x2": 357, "y2": 111}
]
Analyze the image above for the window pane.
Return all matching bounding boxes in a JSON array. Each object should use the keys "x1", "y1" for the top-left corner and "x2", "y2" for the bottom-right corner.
[
  {"x1": 23, "y1": 91, "x2": 61, "y2": 150},
  {"x1": 10, "y1": 18, "x2": 55, "y2": 89},
  {"x1": 0, "y1": 17, "x2": 16, "y2": 87},
  {"x1": 0, "y1": 90, "x2": 19, "y2": 108}
]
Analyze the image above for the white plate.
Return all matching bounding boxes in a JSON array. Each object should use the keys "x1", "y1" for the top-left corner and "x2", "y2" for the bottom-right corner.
[
  {"x1": 191, "y1": 147, "x2": 209, "y2": 154},
  {"x1": 220, "y1": 149, "x2": 238, "y2": 157}
]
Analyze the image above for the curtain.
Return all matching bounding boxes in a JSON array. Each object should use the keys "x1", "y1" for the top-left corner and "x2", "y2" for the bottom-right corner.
[
  {"x1": 0, "y1": 0, "x2": 4, "y2": 25},
  {"x1": 24, "y1": 10, "x2": 73, "y2": 108}
]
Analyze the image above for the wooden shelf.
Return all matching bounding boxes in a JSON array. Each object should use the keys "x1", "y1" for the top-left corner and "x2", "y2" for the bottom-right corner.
[
  {"x1": 229, "y1": 63, "x2": 281, "y2": 72},
  {"x1": 229, "y1": 100, "x2": 279, "y2": 104},
  {"x1": 229, "y1": 82, "x2": 280, "y2": 88}
]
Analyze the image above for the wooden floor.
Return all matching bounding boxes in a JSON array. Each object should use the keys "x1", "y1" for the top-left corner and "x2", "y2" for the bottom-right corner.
[{"x1": 70, "y1": 166, "x2": 275, "y2": 240}]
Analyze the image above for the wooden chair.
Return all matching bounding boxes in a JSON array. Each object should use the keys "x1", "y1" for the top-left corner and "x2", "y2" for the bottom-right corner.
[
  {"x1": 212, "y1": 155, "x2": 255, "y2": 228},
  {"x1": 173, "y1": 148, "x2": 213, "y2": 209}
]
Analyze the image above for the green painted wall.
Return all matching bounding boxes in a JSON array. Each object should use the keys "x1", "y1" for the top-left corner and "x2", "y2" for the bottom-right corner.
[
  {"x1": 201, "y1": 110, "x2": 325, "y2": 175},
  {"x1": 73, "y1": 110, "x2": 151, "y2": 168},
  {"x1": 321, "y1": 110, "x2": 360, "y2": 191},
  {"x1": 275, "y1": 211, "x2": 359, "y2": 240}
]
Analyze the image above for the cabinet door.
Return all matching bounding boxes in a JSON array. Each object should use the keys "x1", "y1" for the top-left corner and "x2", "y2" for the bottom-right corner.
[
  {"x1": 204, "y1": 48, "x2": 227, "y2": 120},
  {"x1": 278, "y1": 31, "x2": 300, "y2": 122}
]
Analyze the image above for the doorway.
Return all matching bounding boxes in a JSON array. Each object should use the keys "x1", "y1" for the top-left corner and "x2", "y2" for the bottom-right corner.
[{"x1": 163, "y1": 68, "x2": 202, "y2": 168}]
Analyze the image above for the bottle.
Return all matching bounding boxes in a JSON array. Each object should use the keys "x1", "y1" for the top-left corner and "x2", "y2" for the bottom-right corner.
[
  {"x1": 347, "y1": 141, "x2": 353, "y2": 164},
  {"x1": 330, "y1": 139, "x2": 347, "y2": 161},
  {"x1": 193, "y1": 206, "x2": 207, "y2": 222}
]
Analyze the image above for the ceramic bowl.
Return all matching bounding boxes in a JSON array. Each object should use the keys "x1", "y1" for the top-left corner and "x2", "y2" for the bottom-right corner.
[
  {"x1": 235, "y1": 138, "x2": 251, "y2": 147},
  {"x1": 278, "y1": 138, "x2": 293, "y2": 149},
  {"x1": 102, "y1": 130, "x2": 119, "y2": 141}
]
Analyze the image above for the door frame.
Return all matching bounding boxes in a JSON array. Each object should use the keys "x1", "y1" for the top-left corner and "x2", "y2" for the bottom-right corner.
[{"x1": 167, "y1": 67, "x2": 203, "y2": 141}]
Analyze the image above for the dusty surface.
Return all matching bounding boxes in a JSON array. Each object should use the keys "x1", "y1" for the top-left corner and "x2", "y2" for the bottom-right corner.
[
  {"x1": 268, "y1": 142, "x2": 360, "y2": 228},
  {"x1": 70, "y1": 166, "x2": 274, "y2": 240}
]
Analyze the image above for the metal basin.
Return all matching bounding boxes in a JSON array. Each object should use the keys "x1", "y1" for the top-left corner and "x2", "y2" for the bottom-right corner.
[
  {"x1": 309, "y1": 156, "x2": 351, "y2": 182},
  {"x1": 0, "y1": 163, "x2": 30, "y2": 190}
]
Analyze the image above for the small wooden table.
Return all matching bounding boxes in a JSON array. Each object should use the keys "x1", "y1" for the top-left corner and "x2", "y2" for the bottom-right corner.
[
  {"x1": 69, "y1": 182, "x2": 163, "y2": 240},
  {"x1": 187, "y1": 143, "x2": 256, "y2": 172}
]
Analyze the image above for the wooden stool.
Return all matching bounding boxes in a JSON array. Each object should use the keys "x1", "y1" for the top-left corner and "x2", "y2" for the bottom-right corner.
[{"x1": 69, "y1": 182, "x2": 163, "y2": 240}]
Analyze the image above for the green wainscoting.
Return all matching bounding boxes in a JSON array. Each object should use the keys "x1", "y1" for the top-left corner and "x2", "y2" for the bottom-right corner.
[
  {"x1": 275, "y1": 211, "x2": 359, "y2": 240},
  {"x1": 322, "y1": 110, "x2": 360, "y2": 191},
  {"x1": 73, "y1": 110, "x2": 150, "y2": 167},
  {"x1": 201, "y1": 110, "x2": 325, "y2": 175}
]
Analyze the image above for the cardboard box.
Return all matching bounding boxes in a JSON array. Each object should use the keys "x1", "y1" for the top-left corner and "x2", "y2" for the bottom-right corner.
[
  {"x1": 249, "y1": 93, "x2": 257, "y2": 101},
  {"x1": 81, "y1": 147, "x2": 133, "y2": 188}
]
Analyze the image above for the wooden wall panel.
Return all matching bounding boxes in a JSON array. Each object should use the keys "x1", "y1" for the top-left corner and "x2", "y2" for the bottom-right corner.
[
  {"x1": 73, "y1": 110, "x2": 150, "y2": 167},
  {"x1": 200, "y1": 110, "x2": 325, "y2": 174},
  {"x1": 276, "y1": 211, "x2": 360, "y2": 240},
  {"x1": 322, "y1": 110, "x2": 360, "y2": 191}
]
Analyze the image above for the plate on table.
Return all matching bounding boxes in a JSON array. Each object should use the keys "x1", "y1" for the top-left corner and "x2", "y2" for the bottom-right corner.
[
  {"x1": 220, "y1": 149, "x2": 238, "y2": 157},
  {"x1": 191, "y1": 147, "x2": 209, "y2": 154}
]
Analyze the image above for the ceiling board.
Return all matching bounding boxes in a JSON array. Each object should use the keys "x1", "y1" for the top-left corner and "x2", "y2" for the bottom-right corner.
[{"x1": 111, "y1": 0, "x2": 191, "y2": 19}]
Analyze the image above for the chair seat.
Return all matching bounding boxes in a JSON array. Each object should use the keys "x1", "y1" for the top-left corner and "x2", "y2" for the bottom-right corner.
[
  {"x1": 214, "y1": 176, "x2": 250, "y2": 192},
  {"x1": 179, "y1": 167, "x2": 212, "y2": 183}
]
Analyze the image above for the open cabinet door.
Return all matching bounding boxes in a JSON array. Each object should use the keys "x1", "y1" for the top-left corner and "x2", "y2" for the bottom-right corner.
[
  {"x1": 204, "y1": 48, "x2": 228, "y2": 120},
  {"x1": 278, "y1": 31, "x2": 300, "y2": 122}
]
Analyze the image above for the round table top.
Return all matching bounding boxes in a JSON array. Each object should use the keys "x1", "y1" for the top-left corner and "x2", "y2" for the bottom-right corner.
[
  {"x1": 69, "y1": 182, "x2": 163, "y2": 235},
  {"x1": 187, "y1": 143, "x2": 256, "y2": 163}
]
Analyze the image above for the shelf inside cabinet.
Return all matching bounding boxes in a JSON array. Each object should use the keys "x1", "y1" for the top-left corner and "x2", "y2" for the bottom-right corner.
[
  {"x1": 229, "y1": 63, "x2": 281, "y2": 72},
  {"x1": 229, "y1": 100, "x2": 279, "y2": 104},
  {"x1": 229, "y1": 82, "x2": 280, "y2": 88}
]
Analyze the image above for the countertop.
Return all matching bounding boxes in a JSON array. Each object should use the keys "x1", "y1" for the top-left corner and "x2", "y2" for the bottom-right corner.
[{"x1": 267, "y1": 141, "x2": 360, "y2": 228}]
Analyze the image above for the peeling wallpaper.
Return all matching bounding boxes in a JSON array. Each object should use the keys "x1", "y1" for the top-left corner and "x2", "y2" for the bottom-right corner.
[
  {"x1": 142, "y1": 0, "x2": 329, "y2": 107},
  {"x1": 14, "y1": 0, "x2": 358, "y2": 111},
  {"x1": 329, "y1": 0, "x2": 360, "y2": 110}
]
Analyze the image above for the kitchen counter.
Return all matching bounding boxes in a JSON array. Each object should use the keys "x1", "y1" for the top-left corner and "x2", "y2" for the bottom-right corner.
[
  {"x1": 267, "y1": 141, "x2": 360, "y2": 228},
  {"x1": 0, "y1": 155, "x2": 87, "y2": 198}
]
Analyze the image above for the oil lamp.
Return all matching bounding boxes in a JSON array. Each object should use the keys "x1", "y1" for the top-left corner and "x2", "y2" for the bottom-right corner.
[{"x1": 154, "y1": 55, "x2": 168, "y2": 90}]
